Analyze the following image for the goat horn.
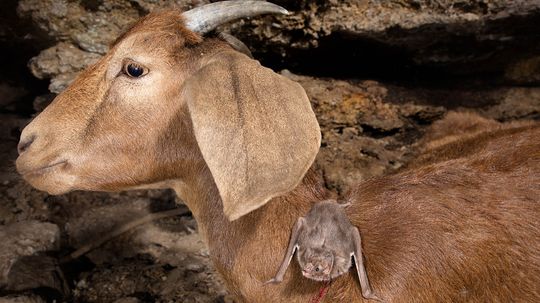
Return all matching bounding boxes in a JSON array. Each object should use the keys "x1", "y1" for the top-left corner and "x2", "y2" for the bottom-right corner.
[{"x1": 183, "y1": 0, "x2": 289, "y2": 35}]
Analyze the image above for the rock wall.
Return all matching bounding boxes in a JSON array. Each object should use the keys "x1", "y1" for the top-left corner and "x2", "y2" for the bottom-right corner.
[
  {"x1": 14, "y1": 0, "x2": 540, "y2": 92},
  {"x1": 244, "y1": 0, "x2": 540, "y2": 82}
]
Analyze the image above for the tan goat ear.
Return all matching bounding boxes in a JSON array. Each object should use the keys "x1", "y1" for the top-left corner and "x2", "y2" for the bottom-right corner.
[{"x1": 184, "y1": 51, "x2": 321, "y2": 221}]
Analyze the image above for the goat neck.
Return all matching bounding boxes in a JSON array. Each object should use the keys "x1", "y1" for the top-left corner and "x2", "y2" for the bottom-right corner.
[{"x1": 172, "y1": 163, "x2": 333, "y2": 302}]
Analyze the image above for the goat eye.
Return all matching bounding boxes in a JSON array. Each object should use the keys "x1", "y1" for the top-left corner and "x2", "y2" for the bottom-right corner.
[{"x1": 124, "y1": 62, "x2": 147, "y2": 78}]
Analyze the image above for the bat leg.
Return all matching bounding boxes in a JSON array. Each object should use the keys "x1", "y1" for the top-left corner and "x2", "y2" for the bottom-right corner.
[
  {"x1": 264, "y1": 217, "x2": 305, "y2": 285},
  {"x1": 352, "y1": 227, "x2": 382, "y2": 301}
]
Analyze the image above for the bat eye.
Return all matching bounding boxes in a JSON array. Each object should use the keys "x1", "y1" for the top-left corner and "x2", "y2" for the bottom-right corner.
[{"x1": 315, "y1": 267, "x2": 320, "y2": 272}]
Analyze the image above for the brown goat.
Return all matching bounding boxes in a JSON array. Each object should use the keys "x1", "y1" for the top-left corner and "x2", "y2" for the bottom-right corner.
[{"x1": 16, "y1": 5, "x2": 540, "y2": 303}]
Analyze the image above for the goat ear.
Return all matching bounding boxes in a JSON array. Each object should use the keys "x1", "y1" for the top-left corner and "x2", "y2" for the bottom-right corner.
[{"x1": 184, "y1": 51, "x2": 321, "y2": 221}]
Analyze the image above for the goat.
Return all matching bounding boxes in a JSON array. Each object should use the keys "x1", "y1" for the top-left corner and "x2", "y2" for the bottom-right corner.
[{"x1": 16, "y1": 1, "x2": 540, "y2": 302}]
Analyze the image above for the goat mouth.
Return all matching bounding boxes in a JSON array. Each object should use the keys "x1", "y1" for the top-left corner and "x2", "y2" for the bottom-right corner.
[{"x1": 20, "y1": 160, "x2": 68, "y2": 177}]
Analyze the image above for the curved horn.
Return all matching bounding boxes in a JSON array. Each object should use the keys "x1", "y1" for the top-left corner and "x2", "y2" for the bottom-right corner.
[{"x1": 183, "y1": 0, "x2": 289, "y2": 35}]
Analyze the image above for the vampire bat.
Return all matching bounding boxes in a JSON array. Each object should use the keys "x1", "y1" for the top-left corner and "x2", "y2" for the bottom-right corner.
[{"x1": 265, "y1": 199, "x2": 380, "y2": 301}]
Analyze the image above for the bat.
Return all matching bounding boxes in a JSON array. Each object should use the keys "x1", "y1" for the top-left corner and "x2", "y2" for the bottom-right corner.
[{"x1": 265, "y1": 199, "x2": 380, "y2": 301}]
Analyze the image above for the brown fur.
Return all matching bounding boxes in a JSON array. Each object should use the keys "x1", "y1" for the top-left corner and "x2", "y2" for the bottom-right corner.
[
  {"x1": 112, "y1": 11, "x2": 202, "y2": 48},
  {"x1": 15, "y1": 11, "x2": 540, "y2": 302},
  {"x1": 410, "y1": 111, "x2": 538, "y2": 168}
]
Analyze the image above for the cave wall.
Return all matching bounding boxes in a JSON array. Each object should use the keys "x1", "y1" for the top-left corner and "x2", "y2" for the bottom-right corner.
[
  {"x1": 14, "y1": 0, "x2": 540, "y2": 93},
  {"x1": 0, "y1": 0, "x2": 51, "y2": 114}
]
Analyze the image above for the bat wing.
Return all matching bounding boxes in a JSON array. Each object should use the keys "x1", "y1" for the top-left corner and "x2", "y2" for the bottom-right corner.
[
  {"x1": 265, "y1": 217, "x2": 305, "y2": 284},
  {"x1": 352, "y1": 227, "x2": 382, "y2": 301}
]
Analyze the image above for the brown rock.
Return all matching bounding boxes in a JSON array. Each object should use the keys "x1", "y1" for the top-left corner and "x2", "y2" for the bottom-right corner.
[
  {"x1": 505, "y1": 55, "x2": 540, "y2": 85},
  {"x1": 19, "y1": 0, "x2": 540, "y2": 93},
  {"x1": 6, "y1": 255, "x2": 69, "y2": 298},
  {"x1": 0, "y1": 295, "x2": 45, "y2": 303},
  {"x1": 28, "y1": 43, "x2": 101, "y2": 93},
  {"x1": 481, "y1": 88, "x2": 540, "y2": 121},
  {"x1": 113, "y1": 298, "x2": 140, "y2": 303},
  {"x1": 283, "y1": 72, "x2": 445, "y2": 191},
  {"x1": 17, "y1": 0, "x2": 140, "y2": 54},
  {"x1": 0, "y1": 221, "x2": 60, "y2": 287}
]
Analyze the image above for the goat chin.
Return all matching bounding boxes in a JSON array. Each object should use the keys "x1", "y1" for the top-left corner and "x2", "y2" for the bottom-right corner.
[{"x1": 14, "y1": 7, "x2": 540, "y2": 303}]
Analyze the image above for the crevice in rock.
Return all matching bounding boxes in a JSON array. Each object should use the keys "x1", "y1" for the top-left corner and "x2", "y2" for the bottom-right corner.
[
  {"x1": 360, "y1": 124, "x2": 400, "y2": 139},
  {"x1": 81, "y1": 0, "x2": 104, "y2": 12},
  {"x1": 0, "y1": 0, "x2": 54, "y2": 116},
  {"x1": 251, "y1": 8, "x2": 540, "y2": 88}
]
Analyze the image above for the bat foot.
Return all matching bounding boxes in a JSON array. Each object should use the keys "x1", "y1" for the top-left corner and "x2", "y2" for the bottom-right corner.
[{"x1": 363, "y1": 291, "x2": 383, "y2": 302}]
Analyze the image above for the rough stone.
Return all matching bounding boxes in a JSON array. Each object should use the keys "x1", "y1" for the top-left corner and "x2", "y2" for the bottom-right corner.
[
  {"x1": 0, "y1": 295, "x2": 45, "y2": 303},
  {"x1": 6, "y1": 255, "x2": 68, "y2": 298},
  {"x1": 28, "y1": 43, "x2": 101, "y2": 93},
  {"x1": 64, "y1": 198, "x2": 200, "y2": 265},
  {"x1": 0, "y1": 221, "x2": 60, "y2": 287},
  {"x1": 32, "y1": 93, "x2": 55, "y2": 112},
  {"x1": 285, "y1": 72, "x2": 444, "y2": 191},
  {"x1": 0, "y1": 115, "x2": 30, "y2": 185},
  {"x1": 112, "y1": 298, "x2": 140, "y2": 303},
  {"x1": 237, "y1": 0, "x2": 540, "y2": 81},
  {"x1": 481, "y1": 88, "x2": 540, "y2": 121},
  {"x1": 17, "y1": 0, "x2": 540, "y2": 93},
  {"x1": 505, "y1": 56, "x2": 540, "y2": 85},
  {"x1": 17, "y1": 0, "x2": 140, "y2": 54}
]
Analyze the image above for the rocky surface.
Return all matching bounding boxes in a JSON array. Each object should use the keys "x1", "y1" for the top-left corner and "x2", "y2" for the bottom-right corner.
[
  {"x1": 28, "y1": 43, "x2": 101, "y2": 94},
  {"x1": 0, "y1": 294, "x2": 46, "y2": 303},
  {"x1": 0, "y1": 221, "x2": 60, "y2": 287},
  {"x1": 12, "y1": 0, "x2": 540, "y2": 94},
  {"x1": 0, "y1": 0, "x2": 49, "y2": 114},
  {"x1": 243, "y1": 0, "x2": 540, "y2": 82}
]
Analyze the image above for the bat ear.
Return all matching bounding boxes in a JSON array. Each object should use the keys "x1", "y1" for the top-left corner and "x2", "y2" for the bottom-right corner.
[{"x1": 184, "y1": 50, "x2": 321, "y2": 221}]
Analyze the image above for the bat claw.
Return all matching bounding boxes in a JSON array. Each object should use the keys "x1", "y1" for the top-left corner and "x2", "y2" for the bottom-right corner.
[{"x1": 363, "y1": 292, "x2": 383, "y2": 302}]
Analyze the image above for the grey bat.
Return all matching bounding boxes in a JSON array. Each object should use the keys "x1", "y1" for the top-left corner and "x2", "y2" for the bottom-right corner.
[{"x1": 265, "y1": 199, "x2": 381, "y2": 301}]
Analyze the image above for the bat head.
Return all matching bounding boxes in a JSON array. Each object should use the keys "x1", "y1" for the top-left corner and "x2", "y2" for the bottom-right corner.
[{"x1": 299, "y1": 247, "x2": 334, "y2": 281}]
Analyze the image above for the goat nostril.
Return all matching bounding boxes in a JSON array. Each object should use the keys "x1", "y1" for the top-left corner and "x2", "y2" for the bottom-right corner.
[{"x1": 17, "y1": 135, "x2": 36, "y2": 154}]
